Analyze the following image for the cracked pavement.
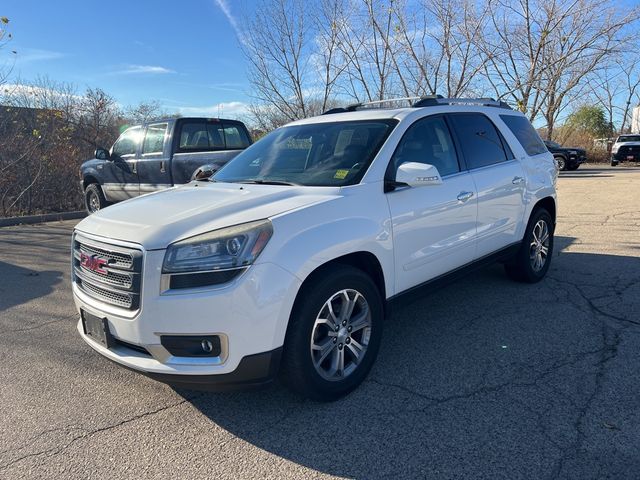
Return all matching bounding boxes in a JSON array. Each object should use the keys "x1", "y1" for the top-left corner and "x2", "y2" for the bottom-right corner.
[{"x1": 1, "y1": 165, "x2": 639, "y2": 479}]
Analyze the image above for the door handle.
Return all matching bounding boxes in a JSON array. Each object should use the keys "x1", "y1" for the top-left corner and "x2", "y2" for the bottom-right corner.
[
  {"x1": 131, "y1": 160, "x2": 137, "y2": 174},
  {"x1": 160, "y1": 160, "x2": 166, "y2": 173},
  {"x1": 457, "y1": 191, "x2": 474, "y2": 203},
  {"x1": 512, "y1": 176, "x2": 525, "y2": 184}
]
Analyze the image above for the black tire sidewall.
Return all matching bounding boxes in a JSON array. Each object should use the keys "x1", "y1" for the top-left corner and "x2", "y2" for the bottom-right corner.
[
  {"x1": 281, "y1": 266, "x2": 384, "y2": 401},
  {"x1": 556, "y1": 156, "x2": 566, "y2": 170}
]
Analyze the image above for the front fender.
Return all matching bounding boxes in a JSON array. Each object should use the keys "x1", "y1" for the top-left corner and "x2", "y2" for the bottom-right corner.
[{"x1": 260, "y1": 183, "x2": 394, "y2": 298}]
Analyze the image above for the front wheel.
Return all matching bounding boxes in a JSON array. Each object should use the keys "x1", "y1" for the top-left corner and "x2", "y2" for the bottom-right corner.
[
  {"x1": 555, "y1": 156, "x2": 566, "y2": 171},
  {"x1": 504, "y1": 208, "x2": 554, "y2": 283},
  {"x1": 280, "y1": 265, "x2": 384, "y2": 401},
  {"x1": 84, "y1": 184, "x2": 108, "y2": 214},
  {"x1": 611, "y1": 159, "x2": 619, "y2": 166}
]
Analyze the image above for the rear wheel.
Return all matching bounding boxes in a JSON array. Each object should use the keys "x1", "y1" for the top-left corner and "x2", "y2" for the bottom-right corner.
[
  {"x1": 280, "y1": 265, "x2": 384, "y2": 401},
  {"x1": 84, "y1": 184, "x2": 108, "y2": 214},
  {"x1": 505, "y1": 208, "x2": 554, "y2": 283}
]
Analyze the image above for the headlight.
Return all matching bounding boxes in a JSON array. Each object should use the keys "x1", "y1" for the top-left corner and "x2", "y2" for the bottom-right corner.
[
  {"x1": 162, "y1": 220, "x2": 273, "y2": 274},
  {"x1": 612, "y1": 145, "x2": 619, "y2": 153}
]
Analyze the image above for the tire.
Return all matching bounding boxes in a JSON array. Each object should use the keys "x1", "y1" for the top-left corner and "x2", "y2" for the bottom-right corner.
[
  {"x1": 555, "y1": 156, "x2": 566, "y2": 171},
  {"x1": 280, "y1": 265, "x2": 384, "y2": 401},
  {"x1": 84, "y1": 184, "x2": 109, "y2": 214},
  {"x1": 611, "y1": 159, "x2": 618, "y2": 166},
  {"x1": 567, "y1": 164, "x2": 579, "y2": 171},
  {"x1": 504, "y1": 208, "x2": 554, "y2": 283}
]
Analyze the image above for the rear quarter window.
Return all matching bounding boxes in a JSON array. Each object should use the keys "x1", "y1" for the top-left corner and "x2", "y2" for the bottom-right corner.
[{"x1": 500, "y1": 115, "x2": 547, "y2": 156}]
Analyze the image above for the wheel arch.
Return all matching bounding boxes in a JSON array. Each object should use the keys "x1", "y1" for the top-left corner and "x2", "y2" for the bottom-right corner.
[
  {"x1": 83, "y1": 174, "x2": 100, "y2": 190},
  {"x1": 302, "y1": 251, "x2": 386, "y2": 300},
  {"x1": 532, "y1": 196, "x2": 556, "y2": 225}
]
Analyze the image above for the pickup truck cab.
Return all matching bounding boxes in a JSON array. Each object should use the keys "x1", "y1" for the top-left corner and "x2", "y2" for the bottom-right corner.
[
  {"x1": 81, "y1": 117, "x2": 252, "y2": 213},
  {"x1": 72, "y1": 97, "x2": 557, "y2": 401}
]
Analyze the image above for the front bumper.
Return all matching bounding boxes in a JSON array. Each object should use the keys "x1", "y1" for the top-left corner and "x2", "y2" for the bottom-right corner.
[
  {"x1": 612, "y1": 152, "x2": 640, "y2": 162},
  {"x1": 73, "y1": 242, "x2": 302, "y2": 389},
  {"x1": 567, "y1": 153, "x2": 587, "y2": 166}
]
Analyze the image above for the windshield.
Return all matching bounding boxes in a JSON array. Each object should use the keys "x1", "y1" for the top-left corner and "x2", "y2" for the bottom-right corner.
[
  {"x1": 617, "y1": 135, "x2": 640, "y2": 143},
  {"x1": 214, "y1": 119, "x2": 398, "y2": 186}
]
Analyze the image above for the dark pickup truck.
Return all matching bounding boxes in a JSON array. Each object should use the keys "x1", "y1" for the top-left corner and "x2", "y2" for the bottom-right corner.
[
  {"x1": 543, "y1": 140, "x2": 587, "y2": 171},
  {"x1": 81, "y1": 117, "x2": 252, "y2": 213}
]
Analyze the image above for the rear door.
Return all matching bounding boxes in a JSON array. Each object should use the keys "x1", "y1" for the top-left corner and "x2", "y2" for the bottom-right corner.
[
  {"x1": 448, "y1": 113, "x2": 526, "y2": 257},
  {"x1": 137, "y1": 122, "x2": 172, "y2": 195},
  {"x1": 102, "y1": 126, "x2": 142, "y2": 201},
  {"x1": 386, "y1": 114, "x2": 478, "y2": 293}
]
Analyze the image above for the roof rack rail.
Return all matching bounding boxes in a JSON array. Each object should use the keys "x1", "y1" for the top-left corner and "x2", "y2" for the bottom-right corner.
[
  {"x1": 413, "y1": 96, "x2": 512, "y2": 110},
  {"x1": 321, "y1": 95, "x2": 513, "y2": 115},
  {"x1": 322, "y1": 96, "x2": 434, "y2": 115}
]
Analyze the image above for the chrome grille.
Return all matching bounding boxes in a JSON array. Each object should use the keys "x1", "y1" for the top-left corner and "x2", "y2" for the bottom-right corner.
[
  {"x1": 76, "y1": 242, "x2": 133, "y2": 270},
  {"x1": 73, "y1": 234, "x2": 142, "y2": 310}
]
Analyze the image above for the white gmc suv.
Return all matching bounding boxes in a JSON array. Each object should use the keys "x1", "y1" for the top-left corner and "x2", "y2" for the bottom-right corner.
[{"x1": 72, "y1": 97, "x2": 557, "y2": 401}]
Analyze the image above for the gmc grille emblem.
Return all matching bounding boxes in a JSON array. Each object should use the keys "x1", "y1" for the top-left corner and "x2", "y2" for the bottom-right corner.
[{"x1": 80, "y1": 253, "x2": 108, "y2": 274}]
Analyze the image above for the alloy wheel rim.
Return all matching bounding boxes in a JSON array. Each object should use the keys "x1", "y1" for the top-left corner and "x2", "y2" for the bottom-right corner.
[
  {"x1": 89, "y1": 193, "x2": 100, "y2": 212},
  {"x1": 529, "y1": 219, "x2": 550, "y2": 272},
  {"x1": 310, "y1": 289, "x2": 371, "y2": 381}
]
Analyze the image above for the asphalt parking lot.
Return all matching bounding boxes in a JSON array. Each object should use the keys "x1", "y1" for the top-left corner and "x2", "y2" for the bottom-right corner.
[{"x1": 1, "y1": 165, "x2": 639, "y2": 479}]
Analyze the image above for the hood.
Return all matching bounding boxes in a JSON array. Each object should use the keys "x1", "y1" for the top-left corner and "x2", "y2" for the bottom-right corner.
[{"x1": 75, "y1": 182, "x2": 340, "y2": 249}]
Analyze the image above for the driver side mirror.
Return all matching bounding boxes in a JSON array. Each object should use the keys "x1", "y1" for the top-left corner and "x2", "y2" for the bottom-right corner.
[
  {"x1": 95, "y1": 147, "x2": 111, "y2": 161},
  {"x1": 395, "y1": 162, "x2": 443, "y2": 187}
]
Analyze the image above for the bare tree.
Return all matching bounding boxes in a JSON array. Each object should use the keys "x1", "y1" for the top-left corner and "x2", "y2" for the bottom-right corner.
[
  {"x1": 242, "y1": 0, "x2": 313, "y2": 123},
  {"x1": 389, "y1": 0, "x2": 490, "y2": 98},
  {"x1": 124, "y1": 100, "x2": 176, "y2": 124},
  {"x1": 481, "y1": 0, "x2": 638, "y2": 139},
  {"x1": 0, "y1": 15, "x2": 14, "y2": 86}
]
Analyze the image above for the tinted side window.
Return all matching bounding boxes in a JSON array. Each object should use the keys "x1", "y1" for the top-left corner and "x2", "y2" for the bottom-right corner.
[
  {"x1": 179, "y1": 121, "x2": 209, "y2": 150},
  {"x1": 390, "y1": 116, "x2": 460, "y2": 178},
  {"x1": 500, "y1": 115, "x2": 547, "y2": 156},
  {"x1": 112, "y1": 127, "x2": 141, "y2": 157},
  {"x1": 222, "y1": 123, "x2": 251, "y2": 149},
  {"x1": 142, "y1": 123, "x2": 167, "y2": 154},
  {"x1": 449, "y1": 114, "x2": 507, "y2": 169},
  {"x1": 206, "y1": 124, "x2": 226, "y2": 149}
]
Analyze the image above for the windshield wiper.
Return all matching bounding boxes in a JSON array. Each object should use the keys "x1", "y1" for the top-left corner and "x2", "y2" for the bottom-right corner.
[{"x1": 239, "y1": 179, "x2": 300, "y2": 186}]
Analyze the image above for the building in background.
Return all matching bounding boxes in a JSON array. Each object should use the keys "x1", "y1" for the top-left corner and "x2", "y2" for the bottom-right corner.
[{"x1": 632, "y1": 106, "x2": 640, "y2": 134}]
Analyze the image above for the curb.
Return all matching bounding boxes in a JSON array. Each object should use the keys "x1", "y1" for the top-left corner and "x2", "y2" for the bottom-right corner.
[{"x1": 0, "y1": 211, "x2": 86, "y2": 228}]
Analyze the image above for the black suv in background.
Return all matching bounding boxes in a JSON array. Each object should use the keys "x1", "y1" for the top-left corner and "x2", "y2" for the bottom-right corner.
[
  {"x1": 544, "y1": 140, "x2": 587, "y2": 171},
  {"x1": 81, "y1": 117, "x2": 252, "y2": 214}
]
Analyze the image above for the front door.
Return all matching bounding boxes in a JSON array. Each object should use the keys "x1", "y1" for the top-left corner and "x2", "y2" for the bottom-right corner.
[
  {"x1": 103, "y1": 126, "x2": 141, "y2": 201},
  {"x1": 386, "y1": 115, "x2": 478, "y2": 294}
]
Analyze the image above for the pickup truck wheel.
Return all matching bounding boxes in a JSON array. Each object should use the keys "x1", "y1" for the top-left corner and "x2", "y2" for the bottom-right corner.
[
  {"x1": 281, "y1": 265, "x2": 383, "y2": 401},
  {"x1": 611, "y1": 159, "x2": 618, "y2": 166},
  {"x1": 85, "y1": 184, "x2": 108, "y2": 214},
  {"x1": 504, "y1": 208, "x2": 554, "y2": 283},
  {"x1": 567, "y1": 164, "x2": 580, "y2": 171},
  {"x1": 555, "y1": 156, "x2": 566, "y2": 171}
]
